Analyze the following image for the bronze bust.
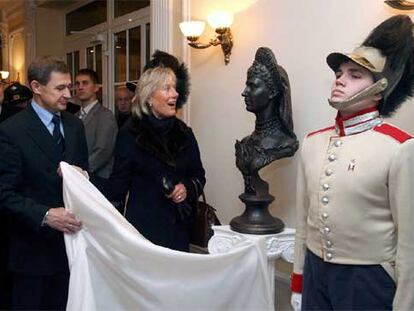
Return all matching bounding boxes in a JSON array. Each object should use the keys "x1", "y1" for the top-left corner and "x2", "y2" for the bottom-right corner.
[
  {"x1": 235, "y1": 47, "x2": 299, "y2": 196},
  {"x1": 231, "y1": 47, "x2": 299, "y2": 234}
]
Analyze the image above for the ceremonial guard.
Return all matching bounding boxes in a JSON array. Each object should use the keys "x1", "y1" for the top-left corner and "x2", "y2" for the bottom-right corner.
[{"x1": 291, "y1": 15, "x2": 414, "y2": 310}]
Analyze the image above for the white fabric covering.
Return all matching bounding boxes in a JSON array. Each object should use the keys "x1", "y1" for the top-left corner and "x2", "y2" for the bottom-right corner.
[{"x1": 61, "y1": 162, "x2": 274, "y2": 311}]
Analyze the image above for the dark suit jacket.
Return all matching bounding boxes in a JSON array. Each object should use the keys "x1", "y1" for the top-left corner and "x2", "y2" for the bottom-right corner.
[
  {"x1": 76, "y1": 103, "x2": 117, "y2": 178},
  {"x1": 0, "y1": 104, "x2": 88, "y2": 275}
]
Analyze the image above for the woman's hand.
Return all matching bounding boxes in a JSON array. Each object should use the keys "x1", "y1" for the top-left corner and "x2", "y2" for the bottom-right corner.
[{"x1": 167, "y1": 183, "x2": 187, "y2": 203}]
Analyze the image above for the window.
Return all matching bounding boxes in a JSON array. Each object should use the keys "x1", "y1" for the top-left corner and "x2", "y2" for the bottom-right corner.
[
  {"x1": 66, "y1": 51, "x2": 80, "y2": 81},
  {"x1": 66, "y1": 1, "x2": 107, "y2": 35},
  {"x1": 114, "y1": 0, "x2": 150, "y2": 18},
  {"x1": 114, "y1": 25, "x2": 143, "y2": 84},
  {"x1": 129, "y1": 26, "x2": 141, "y2": 81},
  {"x1": 145, "y1": 23, "x2": 150, "y2": 65},
  {"x1": 114, "y1": 31, "x2": 127, "y2": 83},
  {"x1": 64, "y1": 1, "x2": 149, "y2": 109},
  {"x1": 86, "y1": 45, "x2": 103, "y2": 83}
]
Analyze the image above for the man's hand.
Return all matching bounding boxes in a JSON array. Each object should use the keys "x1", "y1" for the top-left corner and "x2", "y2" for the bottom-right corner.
[
  {"x1": 57, "y1": 164, "x2": 89, "y2": 179},
  {"x1": 45, "y1": 207, "x2": 82, "y2": 234}
]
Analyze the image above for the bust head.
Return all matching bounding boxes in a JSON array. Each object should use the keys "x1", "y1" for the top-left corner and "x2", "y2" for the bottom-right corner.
[{"x1": 243, "y1": 47, "x2": 295, "y2": 137}]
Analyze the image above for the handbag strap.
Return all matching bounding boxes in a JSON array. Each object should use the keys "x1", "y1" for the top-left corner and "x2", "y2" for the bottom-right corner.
[
  {"x1": 192, "y1": 178, "x2": 206, "y2": 203},
  {"x1": 192, "y1": 179, "x2": 217, "y2": 213}
]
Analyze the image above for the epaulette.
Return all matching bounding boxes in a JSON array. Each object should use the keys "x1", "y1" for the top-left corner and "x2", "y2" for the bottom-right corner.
[
  {"x1": 374, "y1": 123, "x2": 413, "y2": 143},
  {"x1": 307, "y1": 125, "x2": 335, "y2": 138}
]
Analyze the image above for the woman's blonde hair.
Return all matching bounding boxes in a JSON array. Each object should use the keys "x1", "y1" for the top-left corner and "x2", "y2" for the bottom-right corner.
[{"x1": 131, "y1": 66, "x2": 176, "y2": 119}]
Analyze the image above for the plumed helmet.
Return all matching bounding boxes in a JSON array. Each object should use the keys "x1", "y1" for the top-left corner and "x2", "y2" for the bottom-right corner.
[
  {"x1": 144, "y1": 50, "x2": 190, "y2": 109},
  {"x1": 3, "y1": 82, "x2": 33, "y2": 105},
  {"x1": 327, "y1": 15, "x2": 414, "y2": 116}
]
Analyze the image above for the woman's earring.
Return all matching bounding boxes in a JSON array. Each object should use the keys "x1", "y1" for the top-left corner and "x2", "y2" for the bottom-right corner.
[{"x1": 149, "y1": 102, "x2": 153, "y2": 107}]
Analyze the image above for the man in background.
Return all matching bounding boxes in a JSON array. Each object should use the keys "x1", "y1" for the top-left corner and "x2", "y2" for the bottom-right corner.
[
  {"x1": 115, "y1": 84, "x2": 133, "y2": 128},
  {"x1": 75, "y1": 68, "x2": 117, "y2": 178}
]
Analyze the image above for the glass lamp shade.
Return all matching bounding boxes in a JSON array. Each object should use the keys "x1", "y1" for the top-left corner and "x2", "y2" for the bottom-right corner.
[
  {"x1": 0, "y1": 71, "x2": 9, "y2": 79},
  {"x1": 179, "y1": 21, "x2": 206, "y2": 37},
  {"x1": 207, "y1": 11, "x2": 234, "y2": 29}
]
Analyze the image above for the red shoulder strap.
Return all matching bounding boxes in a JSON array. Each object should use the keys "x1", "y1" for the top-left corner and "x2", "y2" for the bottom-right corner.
[
  {"x1": 307, "y1": 125, "x2": 335, "y2": 138},
  {"x1": 374, "y1": 123, "x2": 412, "y2": 143}
]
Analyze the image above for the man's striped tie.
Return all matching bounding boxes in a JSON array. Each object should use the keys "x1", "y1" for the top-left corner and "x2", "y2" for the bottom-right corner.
[{"x1": 52, "y1": 114, "x2": 65, "y2": 157}]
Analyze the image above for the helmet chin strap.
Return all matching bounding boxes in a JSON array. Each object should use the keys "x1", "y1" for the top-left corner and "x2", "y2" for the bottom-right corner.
[{"x1": 328, "y1": 78, "x2": 388, "y2": 110}]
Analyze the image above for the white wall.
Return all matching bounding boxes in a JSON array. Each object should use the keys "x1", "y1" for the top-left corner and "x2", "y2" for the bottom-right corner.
[{"x1": 185, "y1": 0, "x2": 414, "y2": 227}]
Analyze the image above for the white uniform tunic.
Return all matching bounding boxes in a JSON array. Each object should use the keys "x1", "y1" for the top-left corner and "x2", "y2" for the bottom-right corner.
[{"x1": 292, "y1": 108, "x2": 414, "y2": 310}]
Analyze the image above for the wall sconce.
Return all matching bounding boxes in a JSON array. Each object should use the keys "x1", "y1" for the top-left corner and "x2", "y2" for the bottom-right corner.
[
  {"x1": 384, "y1": 0, "x2": 414, "y2": 9},
  {"x1": 0, "y1": 71, "x2": 9, "y2": 80},
  {"x1": 0, "y1": 71, "x2": 9, "y2": 83},
  {"x1": 180, "y1": 11, "x2": 234, "y2": 65}
]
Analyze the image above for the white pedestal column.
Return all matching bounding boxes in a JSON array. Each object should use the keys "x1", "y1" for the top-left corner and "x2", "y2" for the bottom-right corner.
[{"x1": 208, "y1": 225, "x2": 295, "y2": 307}]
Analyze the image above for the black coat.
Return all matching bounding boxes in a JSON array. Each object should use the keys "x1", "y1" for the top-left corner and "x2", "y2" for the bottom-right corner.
[
  {"x1": 0, "y1": 105, "x2": 89, "y2": 275},
  {"x1": 97, "y1": 115, "x2": 205, "y2": 251}
]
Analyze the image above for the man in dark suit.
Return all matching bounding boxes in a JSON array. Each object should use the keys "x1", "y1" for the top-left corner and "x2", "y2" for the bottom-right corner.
[
  {"x1": 0, "y1": 56, "x2": 89, "y2": 310},
  {"x1": 75, "y1": 69, "x2": 117, "y2": 178}
]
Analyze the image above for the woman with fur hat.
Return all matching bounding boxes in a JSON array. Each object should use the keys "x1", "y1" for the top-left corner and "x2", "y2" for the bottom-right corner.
[
  {"x1": 94, "y1": 52, "x2": 205, "y2": 252},
  {"x1": 291, "y1": 15, "x2": 414, "y2": 310}
]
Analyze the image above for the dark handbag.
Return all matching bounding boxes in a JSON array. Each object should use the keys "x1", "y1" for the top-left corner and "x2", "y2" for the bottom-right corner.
[{"x1": 190, "y1": 179, "x2": 221, "y2": 248}]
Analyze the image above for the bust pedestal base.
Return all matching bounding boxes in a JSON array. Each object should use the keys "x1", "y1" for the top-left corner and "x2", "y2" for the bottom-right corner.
[
  {"x1": 230, "y1": 193, "x2": 285, "y2": 234},
  {"x1": 208, "y1": 225, "x2": 295, "y2": 305}
]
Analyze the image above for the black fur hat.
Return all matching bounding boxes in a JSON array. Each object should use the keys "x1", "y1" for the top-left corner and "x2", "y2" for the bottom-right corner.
[
  {"x1": 363, "y1": 15, "x2": 414, "y2": 116},
  {"x1": 327, "y1": 15, "x2": 414, "y2": 117},
  {"x1": 144, "y1": 50, "x2": 190, "y2": 108}
]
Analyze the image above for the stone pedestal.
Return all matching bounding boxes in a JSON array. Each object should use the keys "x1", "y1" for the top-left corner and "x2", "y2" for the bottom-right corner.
[{"x1": 208, "y1": 225, "x2": 295, "y2": 304}]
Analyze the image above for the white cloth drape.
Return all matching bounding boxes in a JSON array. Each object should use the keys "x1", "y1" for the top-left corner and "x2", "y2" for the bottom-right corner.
[{"x1": 61, "y1": 162, "x2": 274, "y2": 311}]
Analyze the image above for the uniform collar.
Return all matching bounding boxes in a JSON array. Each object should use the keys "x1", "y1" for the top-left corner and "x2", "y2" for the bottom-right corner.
[{"x1": 335, "y1": 107, "x2": 381, "y2": 137}]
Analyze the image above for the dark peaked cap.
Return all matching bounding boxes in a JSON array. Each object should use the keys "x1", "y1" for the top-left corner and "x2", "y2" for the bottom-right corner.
[
  {"x1": 144, "y1": 50, "x2": 190, "y2": 108},
  {"x1": 3, "y1": 82, "x2": 33, "y2": 105}
]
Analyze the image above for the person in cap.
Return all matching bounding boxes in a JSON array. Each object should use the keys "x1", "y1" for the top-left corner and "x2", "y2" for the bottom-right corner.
[
  {"x1": 0, "y1": 82, "x2": 33, "y2": 308},
  {"x1": 0, "y1": 82, "x2": 33, "y2": 122},
  {"x1": 291, "y1": 15, "x2": 414, "y2": 310},
  {"x1": 92, "y1": 52, "x2": 205, "y2": 252}
]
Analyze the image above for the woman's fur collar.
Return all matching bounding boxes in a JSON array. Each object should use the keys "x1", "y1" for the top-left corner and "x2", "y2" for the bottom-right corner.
[{"x1": 128, "y1": 115, "x2": 191, "y2": 167}]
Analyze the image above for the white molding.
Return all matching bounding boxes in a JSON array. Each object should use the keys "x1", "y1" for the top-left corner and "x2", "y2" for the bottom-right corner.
[
  {"x1": 0, "y1": 22, "x2": 9, "y2": 72},
  {"x1": 24, "y1": 0, "x2": 36, "y2": 69},
  {"x1": 8, "y1": 27, "x2": 25, "y2": 83},
  {"x1": 180, "y1": 0, "x2": 191, "y2": 125},
  {"x1": 151, "y1": 0, "x2": 173, "y2": 53}
]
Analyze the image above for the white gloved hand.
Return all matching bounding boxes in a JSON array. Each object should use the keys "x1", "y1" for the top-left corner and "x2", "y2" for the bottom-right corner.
[{"x1": 291, "y1": 292, "x2": 302, "y2": 311}]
